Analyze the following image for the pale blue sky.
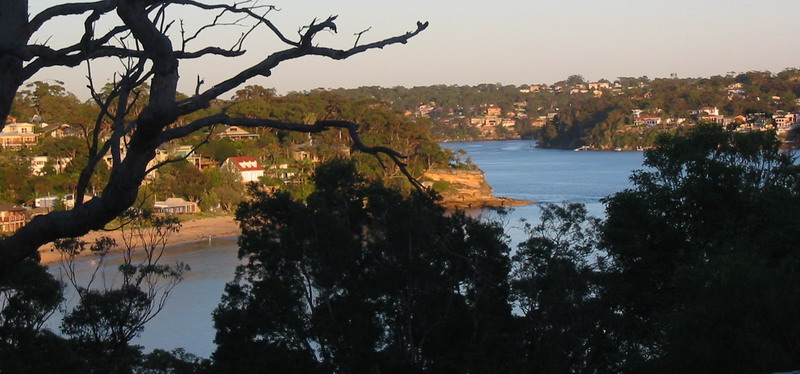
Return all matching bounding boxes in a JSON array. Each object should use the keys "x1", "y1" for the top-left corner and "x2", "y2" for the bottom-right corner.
[{"x1": 29, "y1": 1, "x2": 800, "y2": 98}]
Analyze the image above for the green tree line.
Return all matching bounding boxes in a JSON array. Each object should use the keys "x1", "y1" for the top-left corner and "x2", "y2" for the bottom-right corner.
[{"x1": 4, "y1": 84, "x2": 455, "y2": 206}]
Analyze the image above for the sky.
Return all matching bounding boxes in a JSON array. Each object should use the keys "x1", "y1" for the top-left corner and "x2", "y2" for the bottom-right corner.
[{"x1": 28, "y1": 0, "x2": 800, "y2": 99}]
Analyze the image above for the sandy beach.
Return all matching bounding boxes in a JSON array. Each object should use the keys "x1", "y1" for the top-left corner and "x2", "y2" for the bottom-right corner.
[
  {"x1": 35, "y1": 196, "x2": 526, "y2": 265},
  {"x1": 38, "y1": 215, "x2": 241, "y2": 265}
]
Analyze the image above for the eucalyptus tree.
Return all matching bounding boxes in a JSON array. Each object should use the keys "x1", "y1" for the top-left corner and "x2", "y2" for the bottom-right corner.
[{"x1": 0, "y1": 0, "x2": 427, "y2": 277}]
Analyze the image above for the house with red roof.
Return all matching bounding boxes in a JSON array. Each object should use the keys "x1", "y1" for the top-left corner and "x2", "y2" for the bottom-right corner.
[{"x1": 222, "y1": 156, "x2": 265, "y2": 183}]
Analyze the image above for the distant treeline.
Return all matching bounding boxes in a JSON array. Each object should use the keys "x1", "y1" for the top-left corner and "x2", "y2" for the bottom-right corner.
[{"x1": 323, "y1": 69, "x2": 800, "y2": 148}]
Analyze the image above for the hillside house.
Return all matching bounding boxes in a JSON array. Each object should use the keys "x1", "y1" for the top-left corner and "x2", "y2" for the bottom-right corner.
[
  {"x1": 0, "y1": 204, "x2": 27, "y2": 233},
  {"x1": 486, "y1": 105, "x2": 502, "y2": 117},
  {"x1": 773, "y1": 112, "x2": 798, "y2": 133},
  {"x1": 500, "y1": 119, "x2": 516, "y2": 128},
  {"x1": 215, "y1": 126, "x2": 260, "y2": 140},
  {"x1": 635, "y1": 115, "x2": 662, "y2": 126},
  {"x1": 153, "y1": 197, "x2": 199, "y2": 214},
  {"x1": 697, "y1": 107, "x2": 720, "y2": 116},
  {"x1": 773, "y1": 112, "x2": 797, "y2": 128},
  {"x1": 35, "y1": 195, "x2": 64, "y2": 209},
  {"x1": 30, "y1": 156, "x2": 71, "y2": 176},
  {"x1": 416, "y1": 104, "x2": 435, "y2": 117},
  {"x1": 187, "y1": 154, "x2": 216, "y2": 170},
  {"x1": 266, "y1": 163, "x2": 298, "y2": 182},
  {"x1": 0, "y1": 122, "x2": 38, "y2": 149},
  {"x1": 698, "y1": 114, "x2": 724, "y2": 124},
  {"x1": 528, "y1": 84, "x2": 547, "y2": 92},
  {"x1": 222, "y1": 156, "x2": 265, "y2": 183},
  {"x1": 40, "y1": 123, "x2": 83, "y2": 138},
  {"x1": 589, "y1": 82, "x2": 611, "y2": 90},
  {"x1": 291, "y1": 145, "x2": 321, "y2": 163}
]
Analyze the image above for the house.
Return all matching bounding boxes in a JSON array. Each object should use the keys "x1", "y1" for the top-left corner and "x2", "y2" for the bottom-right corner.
[
  {"x1": 697, "y1": 106, "x2": 720, "y2": 116},
  {"x1": 222, "y1": 156, "x2": 265, "y2": 183},
  {"x1": 170, "y1": 145, "x2": 195, "y2": 158},
  {"x1": 698, "y1": 114, "x2": 724, "y2": 124},
  {"x1": 291, "y1": 145, "x2": 320, "y2": 163},
  {"x1": 773, "y1": 112, "x2": 798, "y2": 133},
  {"x1": 746, "y1": 113, "x2": 769, "y2": 129},
  {"x1": 0, "y1": 122, "x2": 38, "y2": 149},
  {"x1": 215, "y1": 126, "x2": 260, "y2": 140},
  {"x1": 40, "y1": 123, "x2": 84, "y2": 138},
  {"x1": 0, "y1": 204, "x2": 27, "y2": 233},
  {"x1": 635, "y1": 115, "x2": 662, "y2": 126},
  {"x1": 187, "y1": 154, "x2": 216, "y2": 170},
  {"x1": 485, "y1": 116, "x2": 501, "y2": 126},
  {"x1": 528, "y1": 84, "x2": 548, "y2": 92},
  {"x1": 416, "y1": 104, "x2": 435, "y2": 117},
  {"x1": 29, "y1": 156, "x2": 71, "y2": 176},
  {"x1": 3, "y1": 122, "x2": 35, "y2": 134},
  {"x1": 773, "y1": 112, "x2": 797, "y2": 128},
  {"x1": 34, "y1": 195, "x2": 63, "y2": 209},
  {"x1": 266, "y1": 163, "x2": 299, "y2": 182},
  {"x1": 486, "y1": 105, "x2": 502, "y2": 117},
  {"x1": 589, "y1": 81, "x2": 611, "y2": 90},
  {"x1": 153, "y1": 197, "x2": 199, "y2": 215}
]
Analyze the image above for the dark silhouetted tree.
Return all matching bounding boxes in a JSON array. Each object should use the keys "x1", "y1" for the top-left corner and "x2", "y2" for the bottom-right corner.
[
  {"x1": 601, "y1": 125, "x2": 800, "y2": 372},
  {"x1": 213, "y1": 160, "x2": 517, "y2": 373}
]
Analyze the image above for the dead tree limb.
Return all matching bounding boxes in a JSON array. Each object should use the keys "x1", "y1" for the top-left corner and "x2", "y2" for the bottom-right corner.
[{"x1": 0, "y1": 0, "x2": 427, "y2": 279}]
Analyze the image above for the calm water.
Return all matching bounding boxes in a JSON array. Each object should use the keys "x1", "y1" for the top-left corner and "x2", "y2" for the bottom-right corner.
[
  {"x1": 48, "y1": 140, "x2": 644, "y2": 358},
  {"x1": 445, "y1": 140, "x2": 644, "y2": 243}
]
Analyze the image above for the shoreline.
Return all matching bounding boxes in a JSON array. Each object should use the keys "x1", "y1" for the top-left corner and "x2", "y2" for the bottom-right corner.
[
  {"x1": 37, "y1": 195, "x2": 533, "y2": 265},
  {"x1": 38, "y1": 215, "x2": 241, "y2": 265},
  {"x1": 442, "y1": 195, "x2": 533, "y2": 210},
  {"x1": 439, "y1": 137, "x2": 526, "y2": 144}
]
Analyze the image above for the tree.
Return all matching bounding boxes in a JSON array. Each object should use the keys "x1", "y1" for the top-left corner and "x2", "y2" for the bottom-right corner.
[
  {"x1": 213, "y1": 160, "x2": 517, "y2": 373},
  {"x1": 601, "y1": 125, "x2": 800, "y2": 372},
  {"x1": 55, "y1": 209, "x2": 189, "y2": 372},
  {"x1": 0, "y1": 1, "x2": 428, "y2": 278},
  {"x1": 511, "y1": 203, "x2": 620, "y2": 372}
]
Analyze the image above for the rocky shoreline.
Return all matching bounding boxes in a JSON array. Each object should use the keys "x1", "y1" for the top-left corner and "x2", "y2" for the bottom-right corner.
[{"x1": 422, "y1": 168, "x2": 533, "y2": 209}]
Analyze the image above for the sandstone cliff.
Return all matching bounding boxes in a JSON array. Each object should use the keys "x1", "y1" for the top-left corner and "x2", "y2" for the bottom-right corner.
[{"x1": 422, "y1": 168, "x2": 531, "y2": 209}]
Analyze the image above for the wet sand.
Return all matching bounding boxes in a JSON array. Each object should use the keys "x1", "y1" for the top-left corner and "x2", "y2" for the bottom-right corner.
[{"x1": 38, "y1": 215, "x2": 241, "y2": 265}]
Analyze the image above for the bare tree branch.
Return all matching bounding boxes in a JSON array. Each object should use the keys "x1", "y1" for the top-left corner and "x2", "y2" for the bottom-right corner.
[
  {"x1": 29, "y1": 0, "x2": 116, "y2": 34},
  {"x1": 353, "y1": 27, "x2": 372, "y2": 48},
  {"x1": 145, "y1": 127, "x2": 215, "y2": 174},
  {"x1": 179, "y1": 19, "x2": 428, "y2": 114},
  {"x1": 0, "y1": 0, "x2": 428, "y2": 281},
  {"x1": 159, "y1": 115, "x2": 423, "y2": 188}
]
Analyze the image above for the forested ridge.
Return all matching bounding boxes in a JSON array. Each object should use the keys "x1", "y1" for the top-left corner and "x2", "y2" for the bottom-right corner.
[
  {"x1": 2, "y1": 84, "x2": 454, "y2": 207},
  {"x1": 326, "y1": 69, "x2": 800, "y2": 149}
]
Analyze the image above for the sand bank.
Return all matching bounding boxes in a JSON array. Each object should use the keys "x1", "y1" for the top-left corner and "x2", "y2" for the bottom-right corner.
[{"x1": 38, "y1": 215, "x2": 241, "y2": 265}]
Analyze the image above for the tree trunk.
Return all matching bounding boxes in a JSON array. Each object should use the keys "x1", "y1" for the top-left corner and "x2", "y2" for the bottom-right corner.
[{"x1": 0, "y1": 0, "x2": 28, "y2": 126}]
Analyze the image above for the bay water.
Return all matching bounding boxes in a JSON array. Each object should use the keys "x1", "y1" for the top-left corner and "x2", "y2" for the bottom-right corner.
[{"x1": 47, "y1": 139, "x2": 644, "y2": 358}]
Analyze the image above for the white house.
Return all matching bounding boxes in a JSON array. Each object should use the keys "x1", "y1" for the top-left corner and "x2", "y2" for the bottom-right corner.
[
  {"x1": 222, "y1": 156, "x2": 265, "y2": 183},
  {"x1": 30, "y1": 156, "x2": 71, "y2": 176},
  {"x1": 153, "y1": 197, "x2": 199, "y2": 214}
]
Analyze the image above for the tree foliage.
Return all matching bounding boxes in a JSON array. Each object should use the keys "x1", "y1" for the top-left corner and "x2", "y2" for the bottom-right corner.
[
  {"x1": 213, "y1": 160, "x2": 517, "y2": 373},
  {"x1": 595, "y1": 125, "x2": 800, "y2": 372}
]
